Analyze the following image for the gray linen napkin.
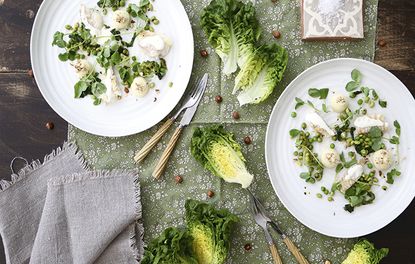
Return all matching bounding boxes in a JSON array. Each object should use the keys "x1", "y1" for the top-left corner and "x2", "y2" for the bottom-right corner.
[{"x1": 0, "y1": 142, "x2": 143, "y2": 264}]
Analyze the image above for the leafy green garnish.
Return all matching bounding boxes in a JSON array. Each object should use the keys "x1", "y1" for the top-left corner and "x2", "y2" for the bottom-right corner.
[
  {"x1": 386, "y1": 168, "x2": 401, "y2": 184},
  {"x1": 97, "y1": 0, "x2": 126, "y2": 10},
  {"x1": 342, "y1": 239, "x2": 389, "y2": 264},
  {"x1": 52, "y1": 31, "x2": 66, "y2": 48},
  {"x1": 379, "y1": 100, "x2": 387, "y2": 108},
  {"x1": 74, "y1": 72, "x2": 106, "y2": 103},
  {"x1": 294, "y1": 97, "x2": 305, "y2": 110},
  {"x1": 345, "y1": 68, "x2": 362, "y2": 92},
  {"x1": 308, "y1": 88, "x2": 329, "y2": 99},
  {"x1": 289, "y1": 129, "x2": 300, "y2": 138}
]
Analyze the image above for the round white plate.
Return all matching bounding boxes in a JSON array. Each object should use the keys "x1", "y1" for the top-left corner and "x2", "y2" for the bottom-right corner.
[
  {"x1": 31, "y1": 0, "x2": 193, "y2": 137},
  {"x1": 265, "y1": 58, "x2": 415, "y2": 238}
]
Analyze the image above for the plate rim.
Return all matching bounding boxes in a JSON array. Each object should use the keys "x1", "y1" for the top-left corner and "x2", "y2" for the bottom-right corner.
[
  {"x1": 30, "y1": 0, "x2": 194, "y2": 137},
  {"x1": 265, "y1": 57, "x2": 415, "y2": 238}
]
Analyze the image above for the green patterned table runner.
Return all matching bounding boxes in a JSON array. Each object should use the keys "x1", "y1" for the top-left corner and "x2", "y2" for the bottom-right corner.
[{"x1": 68, "y1": 0, "x2": 378, "y2": 263}]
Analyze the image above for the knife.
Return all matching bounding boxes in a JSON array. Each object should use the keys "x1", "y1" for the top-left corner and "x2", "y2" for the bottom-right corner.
[{"x1": 152, "y1": 74, "x2": 209, "y2": 179}]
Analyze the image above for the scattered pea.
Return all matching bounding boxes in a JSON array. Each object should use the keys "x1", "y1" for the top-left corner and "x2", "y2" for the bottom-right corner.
[
  {"x1": 168, "y1": 82, "x2": 173, "y2": 87},
  {"x1": 328, "y1": 196, "x2": 334, "y2": 202},
  {"x1": 357, "y1": 99, "x2": 363, "y2": 105},
  {"x1": 367, "y1": 163, "x2": 373, "y2": 169},
  {"x1": 316, "y1": 193, "x2": 323, "y2": 198},
  {"x1": 330, "y1": 143, "x2": 335, "y2": 149},
  {"x1": 382, "y1": 186, "x2": 387, "y2": 191},
  {"x1": 301, "y1": 122, "x2": 307, "y2": 129},
  {"x1": 291, "y1": 112, "x2": 297, "y2": 118}
]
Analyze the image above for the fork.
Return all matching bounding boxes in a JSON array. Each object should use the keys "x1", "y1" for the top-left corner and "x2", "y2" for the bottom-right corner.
[
  {"x1": 248, "y1": 190, "x2": 310, "y2": 264},
  {"x1": 134, "y1": 77, "x2": 207, "y2": 163}
]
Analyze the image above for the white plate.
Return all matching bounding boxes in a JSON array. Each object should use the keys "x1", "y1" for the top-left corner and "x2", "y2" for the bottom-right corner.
[
  {"x1": 31, "y1": 0, "x2": 193, "y2": 137},
  {"x1": 265, "y1": 58, "x2": 415, "y2": 238}
]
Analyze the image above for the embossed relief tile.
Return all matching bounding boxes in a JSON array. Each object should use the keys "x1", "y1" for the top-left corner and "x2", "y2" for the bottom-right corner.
[{"x1": 301, "y1": 0, "x2": 364, "y2": 40}]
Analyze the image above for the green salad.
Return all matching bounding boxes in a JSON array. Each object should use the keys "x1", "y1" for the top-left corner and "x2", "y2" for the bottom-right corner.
[
  {"x1": 142, "y1": 200, "x2": 238, "y2": 264},
  {"x1": 289, "y1": 69, "x2": 402, "y2": 212},
  {"x1": 52, "y1": 0, "x2": 170, "y2": 105}
]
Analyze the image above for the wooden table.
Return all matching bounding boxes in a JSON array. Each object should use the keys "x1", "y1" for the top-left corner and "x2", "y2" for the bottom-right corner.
[{"x1": 0, "y1": 0, "x2": 414, "y2": 263}]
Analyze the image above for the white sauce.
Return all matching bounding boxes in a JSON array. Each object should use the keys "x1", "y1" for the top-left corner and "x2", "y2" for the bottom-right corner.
[
  {"x1": 354, "y1": 115, "x2": 384, "y2": 128},
  {"x1": 100, "y1": 67, "x2": 122, "y2": 103},
  {"x1": 136, "y1": 31, "x2": 172, "y2": 58},
  {"x1": 130, "y1": 77, "x2": 149, "y2": 97},
  {"x1": 80, "y1": 5, "x2": 104, "y2": 30},
  {"x1": 305, "y1": 112, "x2": 335, "y2": 136},
  {"x1": 339, "y1": 164, "x2": 363, "y2": 192},
  {"x1": 330, "y1": 92, "x2": 348, "y2": 113}
]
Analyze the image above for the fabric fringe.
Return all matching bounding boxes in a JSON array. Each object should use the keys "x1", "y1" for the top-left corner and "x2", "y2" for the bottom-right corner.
[
  {"x1": 130, "y1": 174, "x2": 145, "y2": 262},
  {"x1": 0, "y1": 142, "x2": 89, "y2": 193}
]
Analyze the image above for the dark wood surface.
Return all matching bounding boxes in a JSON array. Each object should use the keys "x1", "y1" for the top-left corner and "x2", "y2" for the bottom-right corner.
[{"x1": 0, "y1": 0, "x2": 414, "y2": 263}]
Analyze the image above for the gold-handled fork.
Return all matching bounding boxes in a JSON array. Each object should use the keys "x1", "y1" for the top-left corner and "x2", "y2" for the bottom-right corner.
[
  {"x1": 248, "y1": 189, "x2": 310, "y2": 264},
  {"x1": 134, "y1": 74, "x2": 208, "y2": 179}
]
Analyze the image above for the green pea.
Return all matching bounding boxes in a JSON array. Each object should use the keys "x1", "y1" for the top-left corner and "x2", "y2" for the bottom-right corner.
[
  {"x1": 358, "y1": 99, "x2": 363, "y2": 105},
  {"x1": 331, "y1": 136, "x2": 337, "y2": 141},
  {"x1": 153, "y1": 19, "x2": 160, "y2": 25},
  {"x1": 369, "y1": 171, "x2": 375, "y2": 177},
  {"x1": 361, "y1": 109, "x2": 367, "y2": 115},
  {"x1": 293, "y1": 151, "x2": 299, "y2": 156},
  {"x1": 317, "y1": 137, "x2": 322, "y2": 143},
  {"x1": 291, "y1": 112, "x2": 297, "y2": 118},
  {"x1": 365, "y1": 97, "x2": 370, "y2": 103},
  {"x1": 330, "y1": 143, "x2": 335, "y2": 149},
  {"x1": 65, "y1": 24, "x2": 72, "y2": 30},
  {"x1": 369, "y1": 100, "x2": 375, "y2": 108},
  {"x1": 302, "y1": 123, "x2": 307, "y2": 129},
  {"x1": 328, "y1": 196, "x2": 334, "y2": 202},
  {"x1": 349, "y1": 92, "x2": 356, "y2": 98},
  {"x1": 382, "y1": 186, "x2": 387, "y2": 191},
  {"x1": 119, "y1": 0, "x2": 126, "y2": 6},
  {"x1": 367, "y1": 163, "x2": 373, "y2": 169},
  {"x1": 316, "y1": 193, "x2": 323, "y2": 199},
  {"x1": 341, "y1": 132, "x2": 346, "y2": 139},
  {"x1": 373, "y1": 177, "x2": 379, "y2": 183},
  {"x1": 148, "y1": 82, "x2": 156, "y2": 89}
]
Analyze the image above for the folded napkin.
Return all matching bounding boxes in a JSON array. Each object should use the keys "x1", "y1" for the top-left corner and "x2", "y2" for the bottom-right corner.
[{"x1": 0, "y1": 142, "x2": 143, "y2": 264}]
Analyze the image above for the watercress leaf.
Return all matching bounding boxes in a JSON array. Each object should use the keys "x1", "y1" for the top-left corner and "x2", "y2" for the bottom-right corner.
[
  {"x1": 300, "y1": 172, "x2": 310, "y2": 179},
  {"x1": 345, "y1": 81, "x2": 359, "y2": 92},
  {"x1": 371, "y1": 138, "x2": 382, "y2": 151},
  {"x1": 389, "y1": 136, "x2": 400, "y2": 145},
  {"x1": 379, "y1": 100, "x2": 387, "y2": 108},
  {"x1": 295, "y1": 97, "x2": 304, "y2": 103},
  {"x1": 308, "y1": 88, "x2": 320, "y2": 98},
  {"x1": 394, "y1": 120, "x2": 401, "y2": 136},
  {"x1": 91, "y1": 82, "x2": 107, "y2": 97},
  {"x1": 335, "y1": 164, "x2": 344, "y2": 174},
  {"x1": 68, "y1": 50, "x2": 77, "y2": 61},
  {"x1": 340, "y1": 152, "x2": 346, "y2": 163},
  {"x1": 58, "y1": 53, "x2": 69, "y2": 62},
  {"x1": 52, "y1": 31, "x2": 66, "y2": 48},
  {"x1": 361, "y1": 87, "x2": 369, "y2": 97},
  {"x1": 351, "y1": 69, "x2": 362, "y2": 83},
  {"x1": 344, "y1": 159, "x2": 357, "y2": 169},
  {"x1": 322, "y1": 103, "x2": 328, "y2": 113},
  {"x1": 295, "y1": 102, "x2": 304, "y2": 110},
  {"x1": 344, "y1": 204, "x2": 354, "y2": 213},
  {"x1": 319, "y1": 88, "x2": 329, "y2": 99},
  {"x1": 349, "y1": 195, "x2": 363, "y2": 207},
  {"x1": 369, "y1": 127, "x2": 382, "y2": 138},
  {"x1": 289, "y1": 129, "x2": 300, "y2": 138},
  {"x1": 110, "y1": 52, "x2": 121, "y2": 64},
  {"x1": 306, "y1": 100, "x2": 315, "y2": 108},
  {"x1": 74, "y1": 81, "x2": 88, "y2": 98},
  {"x1": 93, "y1": 97, "x2": 102, "y2": 106},
  {"x1": 371, "y1": 90, "x2": 379, "y2": 99}
]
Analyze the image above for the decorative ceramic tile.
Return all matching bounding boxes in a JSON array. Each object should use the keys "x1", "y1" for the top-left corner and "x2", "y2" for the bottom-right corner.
[{"x1": 302, "y1": 0, "x2": 364, "y2": 40}]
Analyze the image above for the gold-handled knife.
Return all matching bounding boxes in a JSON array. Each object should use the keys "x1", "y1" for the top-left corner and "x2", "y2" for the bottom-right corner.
[
  {"x1": 248, "y1": 189, "x2": 310, "y2": 264},
  {"x1": 152, "y1": 74, "x2": 209, "y2": 179}
]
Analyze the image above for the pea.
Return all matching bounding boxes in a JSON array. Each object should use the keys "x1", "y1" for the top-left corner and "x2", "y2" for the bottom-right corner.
[
  {"x1": 367, "y1": 163, "x2": 373, "y2": 169},
  {"x1": 361, "y1": 109, "x2": 367, "y2": 115},
  {"x1": 65, "y1": 24, "x2": 72, "y2": 30},
  {"x1": 369, "y1": 100, "x2": 375, "y2": 108},
  {"x1": 361, "y1": 149, "x2": 367, "y2": 156},
  {"x1": 349, "y1": 92, "x2": 356, "y2": 98},
  {"x1": 149, "y1": 26, "x2": 155, "y2": 32},
  {"x1": 328, "y1": 196, "x2": 334, "y2": 202},
  {"x1": 341, "y1": 132, "x2": 346, "y2": 139},
  {"x1": 119, "y1": 0, "x2": 126, "y2": 6},
  {"x1": 293, "y1": 151, "x2": 299, "y2": 156},
  {"x1": 153, "y1": 19, "x2": 160, "y2": 25},
  {"x1": 305, "y1": 132, "x2": 310, "y2": 137},
  {"x1": 301, "y1": 123, "x2": 307, "y2": 129},
  {"x1": 365, "y1": 97, "x2": 370, "y2": 103},
  {"x1": 291, "y1": 112, "x2": 297, "y2": 118},
  {"x1": 382, "y1": 186, "x2": 387, "y2": 191},
  {"x1": 316, "y1": 193, "x2": 323, "y2": 198},
  {"x1": 330, "y1": 143, "x2": 335, "y2": 149},
  {"x1": 358, "y1": 99, "x2": 363, "y2": 105},
  {"x1": 317, "y1": 137, "x2": 322, "y2": 143},
  {"x1": 373, "y1": 177, "x2": 379, "y2": 183},
  {"x1": 331, "y1": 136, "x2": 337, "y2": 141},
  {"x1": 148, "y1": 82, "x2": 155, "y2": 89},
  {"x1": 369, "y1": 171, "x2": 375, "y2": 177}
]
